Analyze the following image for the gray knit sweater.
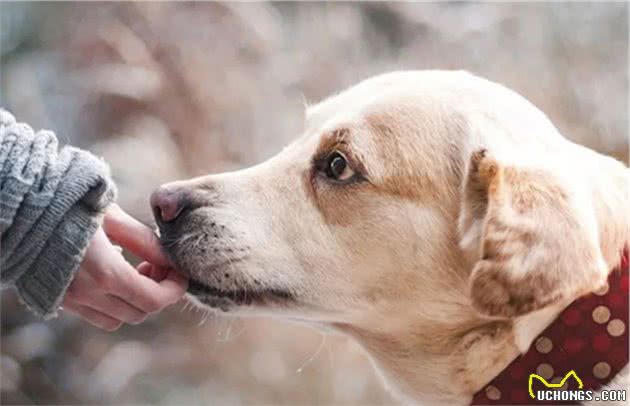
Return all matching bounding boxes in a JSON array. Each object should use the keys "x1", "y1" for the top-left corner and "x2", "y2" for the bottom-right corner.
[{"x1": 0, "y1": 110, "x2": 116, "y2": 318}]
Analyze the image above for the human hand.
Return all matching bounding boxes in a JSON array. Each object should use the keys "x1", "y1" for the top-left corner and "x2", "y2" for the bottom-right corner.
[{"x1": 62, "y1": 204, "x2": 188, "y2": 331}]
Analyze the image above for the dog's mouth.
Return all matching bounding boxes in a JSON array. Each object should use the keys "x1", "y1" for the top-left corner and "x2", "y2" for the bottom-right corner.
[{"x1": 187, "y1": 279, "x2": 294, "y2": 310}]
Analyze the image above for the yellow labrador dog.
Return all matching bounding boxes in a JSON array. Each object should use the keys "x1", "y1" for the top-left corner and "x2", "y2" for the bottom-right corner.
[{"x1": 151, "y1": 71, "x2": 628, "y2": 405}]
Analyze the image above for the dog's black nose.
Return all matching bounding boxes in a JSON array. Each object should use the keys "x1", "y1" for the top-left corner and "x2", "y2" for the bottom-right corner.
[{"x1": 151, "y1": 186, "x2": 189, "y2": 224}]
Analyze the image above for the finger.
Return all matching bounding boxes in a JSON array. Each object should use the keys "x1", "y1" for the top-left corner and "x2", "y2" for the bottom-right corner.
[
  {"x1": 65, "y1": 266, "x2": 148, "y2": 325},
  {"x1": 116, "y1": 266, "x2": 188, "y2": 313},
  {"x1": 160, "y1": 268, "x2": 189, "y2": 298},
  {"x1": 83, "y1": 236, "x2": 186, "y2": 313},
  {"x1": 63, "y1": 302, "x2": 123, "y2": 332},
  {"x1": 77, "y1": 293, "x2": 147, "y2": 325},
  {"x1": 81, "y1": 228, "x2": 131, "y2": 287},
  {"x1": 137, "y1": 261, "x2": 153, "y2": 277},
  {"x1": 103, "y1": 204, "x2": 171, "y2": 267},
  {"x1": 137, "y1": 261, "x2": 170, "y2": 282}
]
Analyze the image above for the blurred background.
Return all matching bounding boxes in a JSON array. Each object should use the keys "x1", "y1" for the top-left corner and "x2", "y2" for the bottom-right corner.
[{"x1": 1, "y1": 2, "x2": 627, "y2": 405}]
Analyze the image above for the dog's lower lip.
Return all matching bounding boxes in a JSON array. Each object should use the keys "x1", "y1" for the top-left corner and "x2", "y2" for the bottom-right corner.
[{"x1": 187, "y1": 279, "x2": 293, "y2": 305}]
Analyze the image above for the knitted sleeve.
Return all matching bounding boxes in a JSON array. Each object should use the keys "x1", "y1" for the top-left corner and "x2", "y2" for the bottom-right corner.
[{"x1": 0, "y1": 110, "x2": 116, "y2": 318}]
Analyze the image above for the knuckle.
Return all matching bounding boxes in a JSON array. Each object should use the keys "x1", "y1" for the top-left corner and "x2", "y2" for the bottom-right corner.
[
  {"x1": 145, "y1": 297, "x2": 165, "y2": 313},
  {"x1": 168, "y1": 291, "x2": 183, "y2": 305},
  {"x1": 102, "y1": 321, "x2": 123, "y2": 332},
  {"x1": 164, "y1": 288, "x2": 183, "y2": 305},
  {"x1": 129, "y1": 314, "x2": 148, "y2": 325}
]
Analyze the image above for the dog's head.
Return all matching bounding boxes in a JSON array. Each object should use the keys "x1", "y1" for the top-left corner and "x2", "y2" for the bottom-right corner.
[
  {"x1": 153, "y1": 71, "x2": 471, "y2": 323},
  {"x1": 152, "y1": 70, "x2": 613, "y2": 346}
]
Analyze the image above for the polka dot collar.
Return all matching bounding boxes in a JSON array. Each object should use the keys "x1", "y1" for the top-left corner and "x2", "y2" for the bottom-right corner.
[{"x1": 472, "y1": 248, "x2": 629, "y2": 405}]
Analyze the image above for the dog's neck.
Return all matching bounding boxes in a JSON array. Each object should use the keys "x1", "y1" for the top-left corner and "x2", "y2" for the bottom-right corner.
[
  {"x1": 340, "y1": 165, "x2": 629, "y2": 405},
  {"x1": 339, "y1": 302, "x2": 516, "y2": 404},
  {"x1": 345, "y1": 254, "x2": 627, "y2": 406}
]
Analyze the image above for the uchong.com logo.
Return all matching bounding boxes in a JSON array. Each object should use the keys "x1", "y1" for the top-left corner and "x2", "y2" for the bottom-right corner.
[{"x1": 528, "y1": 370, "x2": 627, "y2": 402}]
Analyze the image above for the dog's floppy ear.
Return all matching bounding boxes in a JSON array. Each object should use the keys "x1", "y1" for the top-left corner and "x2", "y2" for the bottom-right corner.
[{"x1": 458, "y1": 149, "x2": 608, "y2": 318}]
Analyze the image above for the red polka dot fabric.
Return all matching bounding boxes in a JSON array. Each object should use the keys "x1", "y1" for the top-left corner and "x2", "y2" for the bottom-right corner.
[{"x1": 472, "y1": 250, "x2": 629, "y2": 405}]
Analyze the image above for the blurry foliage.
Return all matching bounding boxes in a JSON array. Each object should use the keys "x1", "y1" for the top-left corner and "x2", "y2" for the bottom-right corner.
[{"x1": 1, "y1": 2, "x2": 627, "y2": 405}]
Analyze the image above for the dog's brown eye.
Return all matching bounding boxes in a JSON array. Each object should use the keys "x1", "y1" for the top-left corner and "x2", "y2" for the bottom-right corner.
[{"x1": 325, "y1": 152, "x2": 354, "y2": 181}]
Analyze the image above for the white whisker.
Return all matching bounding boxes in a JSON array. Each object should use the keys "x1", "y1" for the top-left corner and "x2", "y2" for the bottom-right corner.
[{"x1": 296, "y1": 332, "x2": 327, "y2": 373}]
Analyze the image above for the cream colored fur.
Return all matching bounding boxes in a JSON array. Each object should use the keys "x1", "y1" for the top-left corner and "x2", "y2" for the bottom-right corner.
[{"x1": 158, "y1": 71, "x2": 629, "y2": 405}]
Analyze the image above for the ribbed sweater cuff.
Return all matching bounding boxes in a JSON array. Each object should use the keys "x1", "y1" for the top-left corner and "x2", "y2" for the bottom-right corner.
[
  {"x1": 12, "y1": 149, "x2": 116, "y2": 319},
  {"x1": 1, "y1": 109, "x2": 117, "y2": 318},
  {"x1": 15, "y1": 204, "x2": 103, "y2": 319}
]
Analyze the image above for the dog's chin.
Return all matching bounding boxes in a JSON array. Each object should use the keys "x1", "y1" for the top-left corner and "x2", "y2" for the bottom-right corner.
[
  {"x1": 186, "y1": 279, "x2": 294, "y2": 312},
  {"x1": 158, "y1": 238, "x2": 295, "y2": 313}
]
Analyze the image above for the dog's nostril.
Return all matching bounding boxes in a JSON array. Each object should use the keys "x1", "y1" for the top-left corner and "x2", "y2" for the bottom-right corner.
[{"x1": 150, "y1": 186, "x2": 189, "y2": 224}]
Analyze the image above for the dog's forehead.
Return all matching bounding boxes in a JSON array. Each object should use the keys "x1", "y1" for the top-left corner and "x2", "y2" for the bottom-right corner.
[
  {"x1": 305, "y1": 69, "x2": 484, "y2": 124},
  {"x1": 305, "y1": 74, "x2": 421, "y2": 131},
  {"x1": 303, "y1": 70, "x2": 479, "y2": 140}
]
